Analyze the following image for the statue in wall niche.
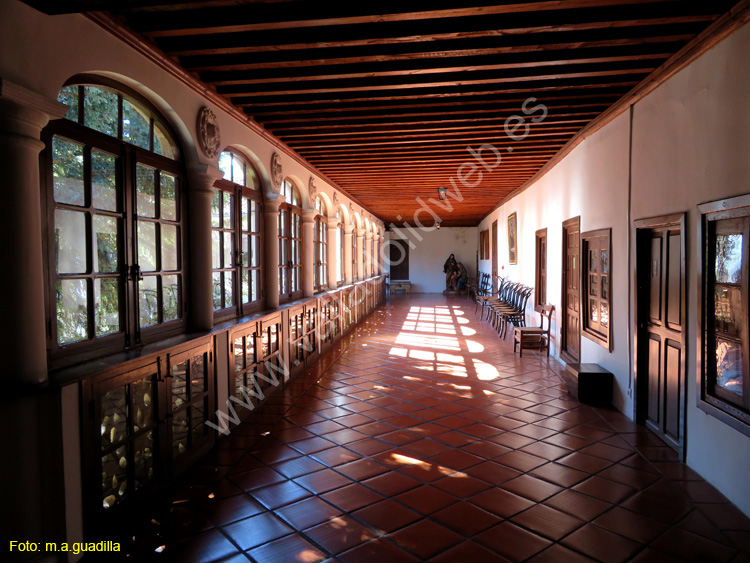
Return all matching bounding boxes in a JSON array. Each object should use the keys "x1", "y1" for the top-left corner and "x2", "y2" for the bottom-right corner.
[
  {"x1": 333, "y1": 192, "x2": 340, "y2": 207},
  {"x1": 443, "y1": 254, "x2": 458, "y2": 289}
]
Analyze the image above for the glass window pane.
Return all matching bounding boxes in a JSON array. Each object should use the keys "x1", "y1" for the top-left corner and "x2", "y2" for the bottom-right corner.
[
  {"x1": 242, "y1": 235, "x2": 250, "y2": 267},
  {"x1": 172, "y1": 360, "x2": 188, "y2": 408},
  {"x1": 589, "y1": 275, "x2": 598, "y2": 297},
  {"x1": 223, "y1": 232, "x2": 234, "y2": 268},
  {"x1": 601, "y1": 276, "x2": 608, "y2": 300},
  {"x1": 251, "y1": 200, "x2": 259, "y2": 231},
  {"x1": 223, "y1": 271, "x2": 233, "y2": 309},
  {"x1": 715, "y1": 286, "x2": 743, "y2": 340},
  {"x1": 211, "y1": 190, "x2": 221, "y2": 228},
  {"x1": 219, "y1": 151, "x2": 232, "y2": 181},
  {"x1": 232, "y1": 156, "x2": 245, "y2": 187},
  {"x1": 83, "y1": 86, "x2": 118, "y2": 138},
  {"x1": 242, "y1": 270, "x2": 250, "y2": 304},
  {"x1": 247, "y1": 165, "x2": 259, "y2": 190},
  {"x1": 101, "y1": 385, "x2": 127, "y2": 450},
  {"x1": 163, "y1": 275, "x2": 179, "y2": 322},
  {"x1": 213, "y1": 272, "x2": 222, "y2": 310},
  {"x1": 172, "y1": 408, "x2": 188, "y2": 458},
  {"x1": 95, "y1": 278, "x2": 120, "y2": 336},
  {"x1": 191, "y1": 354, "x2": 206, "y2": 397},
  {"x1": 192, "y1": 401, "x2": 208, "y2": 445},
  {"x1": 601, "y1": 302, "x2": 609, "y2": 328},
  {"x1": 137, "y1": 221, "x2": 157, "y2": 272},
  {"x1": 91, "y1": 149, "x2": 117, "y2": 211},
  {"x1": 136, "y1": 164, "x2": 156, "y2": 218},
  {"x1": 161, "y1": 224, "x2": 178, "y2": 271},
  {"x1": 590, "y1": 298, "x2": 599, "y2": 324},
  {"x1": 57, "y1": 279, "x2": 88, "y2": 344},
  {"x1": 211, "y1": 231, "x2": 221, "y2": 269},
  {"x1": 52, "y1": 137, "x2": 85, "y2": 206},
  {"x1": 252, "y1": 270, "x2": 260, "y2": 303},
  {"x1": 716, "y1": 233, "x2": 743, "y2": 284},
  {"x1": 55, "y1": 209, "x2": 87, "y2": 274},
  {"x1": 57, "y1": 85, "x2": 79, "y2": 122},
  {"x1": 102, "y1": 449, "x2": 128, "y2": 509},
  {"x1": 242, "y1": 197, "x2": 250, "y2": 232},
  {"x1": 133, "y1": 432, "x2": 155, "y2": 491},
  {"x1": 716, "y1": 338, "x2": 744, "y2": 397},
  {"x1": 161, "y1": 173, "x2": 177, "y2": 221},
  {"x1": 223, "y1": 192, "x2": 234, "y2": 229},
  {"x1": 138, "y1": 275, "x2": 158, "y2": 327},
  {"x1": 601, "y1": 250, "x2": 609, "y2": 274},
  {"x1": 94, "y1": 215, "x2": 118, "y2": 273},
  {"x1": 153, "y1": 120, "x2": 178, "y2": 159},
  {"x1": 252, "y1": 236, "x2": 261, "y2": 268},
  {"x1": 132, "y1": 376, "x2": 154, "y2": 430},
  {"x1": 234, "y1": 337, "x2": 245, "y2": 373},
  {"x1": 122, "y1": 99, "x2": 150, "y2": 150},
  {"x1": 589, "y1": 250, "x2": 598, "y2": 273}
]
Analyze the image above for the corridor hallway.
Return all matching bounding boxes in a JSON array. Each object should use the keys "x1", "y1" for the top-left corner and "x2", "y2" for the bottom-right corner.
[{"x1": 131, "y1": 295, "x2": 750, "y2": 562}]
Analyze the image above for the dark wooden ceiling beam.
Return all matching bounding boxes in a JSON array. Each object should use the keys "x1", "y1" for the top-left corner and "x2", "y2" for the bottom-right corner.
[
  {"x1": 220, "y1": 68, "x2": 653, "y2": 97},
  {"x1": 141, "y1": 1, "x2": 683, "y2": 37},
  {"x1": 186, "y1": 35, "x2": 691, "y2": 72}
]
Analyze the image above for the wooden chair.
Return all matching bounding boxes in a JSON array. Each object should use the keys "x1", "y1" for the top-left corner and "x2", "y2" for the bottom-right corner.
[{"x1": 513, "y1": 304, "x2": 554, "y2": 357}]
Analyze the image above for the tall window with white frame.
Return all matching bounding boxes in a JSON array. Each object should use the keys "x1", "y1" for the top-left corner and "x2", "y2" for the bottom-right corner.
[
  {"x1": 352, "y1": 222, "x2": 358, "y2": 282},
  {"x1": 44, "y1": 80, "x2": 185, "y2": 366},
  {"x1": 336, "y1": 209, "x2": 344, "y2": 285},
  {"x1": 278, "y1": 179, "x2": 302, "y2": 302},
  {"x1": 700, "y1": 194, "x2": 750, "y2": 431},
  {"x1": 314, "y1": 197, "x2": 328, "y2": 291},
  {"x1": 211, "y1": 149, "x2": 263, "y2": 320}
]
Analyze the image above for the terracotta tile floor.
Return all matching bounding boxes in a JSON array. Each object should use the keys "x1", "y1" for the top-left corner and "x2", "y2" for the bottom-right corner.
[{"x1": 130, "y1": 295, "x2": 750, "y2": 562}]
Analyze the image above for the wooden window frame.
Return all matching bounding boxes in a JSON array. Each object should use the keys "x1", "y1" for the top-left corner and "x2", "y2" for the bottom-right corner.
[
  {"x1": 352, "y1": 228, "x2": 358, "y2": 281},
  {"x1": 212, "y1": 149, "x2": 264, "y2": 321},
  {"x1": 314, "y1": 215, "x2": 328, "y2": 291},
  {"x1": 535, "y1": 228, "x2": 547, "y2": 310},
  {"x1": 278, "y1": 180, "x2": 303, "y2": 303},
  {"x1": 698, "y1": 194, "x2": 750, "y2": 434},
  {"x1": 581, "y1": 228, "x2": 612, "y2": 350},
  {"x1": 42, "y1": 80, "x2": 186, "y2": 369}
]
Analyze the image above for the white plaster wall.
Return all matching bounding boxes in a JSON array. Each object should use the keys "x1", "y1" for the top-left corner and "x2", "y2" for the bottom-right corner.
[
  {"x1": 385, "y1": 227, "x2": 478, "y2": 293},
  {"x1": 478, "y1": 111, "x2": 632, "y2": 413},
  {"x1": 630, "y1": 22, "x2": 750, "y2": 517},
  {"x1": 476, "y1": 20, "x2": 750, "y2": 517}
]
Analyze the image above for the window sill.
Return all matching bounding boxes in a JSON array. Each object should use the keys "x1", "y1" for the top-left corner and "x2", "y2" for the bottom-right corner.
[{"x1": 697, "y1": 398, "x2": 750, "y2": 439}]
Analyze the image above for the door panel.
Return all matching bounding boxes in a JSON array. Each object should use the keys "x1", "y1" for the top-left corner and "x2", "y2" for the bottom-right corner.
[
  {"x1": 665, "y1": 340, "x2": 682, "y2": 442},
  {"x1": 637, "y1": 219, "x2": 686, "y2": 456},
  {"x1": 562, "y1": 217, "x2": 581, "y2": 362}
]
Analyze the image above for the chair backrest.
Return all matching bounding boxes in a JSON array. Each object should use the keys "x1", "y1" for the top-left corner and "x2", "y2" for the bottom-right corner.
[{"x1": 538, "y1": 304, "x2": 555, "y2": 334}]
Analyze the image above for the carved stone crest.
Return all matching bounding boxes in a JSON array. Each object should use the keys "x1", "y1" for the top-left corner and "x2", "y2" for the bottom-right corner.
[
  {"x1": 332, "y1": 192, "x2": 340, "y2": 207},
  {"x1": 197, "y1": 107, "x2": 221, "y2": 159},
  {"x1": 308, "y1": 176, "x2": 317, "y2": 201},
  {"x1": 270, "y1": 152, "x2": 282, "y2": 191}
]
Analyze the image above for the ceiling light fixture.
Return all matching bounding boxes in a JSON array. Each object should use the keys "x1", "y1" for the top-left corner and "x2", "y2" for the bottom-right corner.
[
  {"x1": 436, "y1": 220, "x2": 442, "y2": 230},
  {"x1": 437, "y1": 187, "x2": 447, "y2": 201}
]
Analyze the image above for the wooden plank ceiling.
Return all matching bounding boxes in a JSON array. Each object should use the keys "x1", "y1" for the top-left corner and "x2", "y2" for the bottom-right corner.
[{"x1": 27, "y1": 0, "x2": 740, "y2": 226}]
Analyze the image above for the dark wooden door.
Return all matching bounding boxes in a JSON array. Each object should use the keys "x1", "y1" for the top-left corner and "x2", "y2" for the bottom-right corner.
[
  {"x1": 388, "y1": 238, "x2": 409, "y2": 280},
  {"x1": 562, "y1": 217, "x2": 581, "y2": 362},
  {"x1": 636, "y1": 216, "x2": 686, "y2": 455},
  {"x1": 491, "y1": 220, "x2": 498, "y2": 283}
]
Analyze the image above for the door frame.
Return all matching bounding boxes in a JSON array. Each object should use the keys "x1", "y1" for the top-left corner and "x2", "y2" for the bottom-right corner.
[
  {"x1": 491, "y1": 220, "x2": 498, "y2": 283},
  {"x1": 561, "y1": 216, "x2": 581, "y2": 363},
  {"x1": 633, "y1": 212, "x2": 687, "y2": 459}
]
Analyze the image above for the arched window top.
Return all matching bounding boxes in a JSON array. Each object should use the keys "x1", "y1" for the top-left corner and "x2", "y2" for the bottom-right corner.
[
  {"x1": 315, "y1": 196, "x2": 327, "y2": 215},
  {"x1": 57, "y1": 82, "x2": 179, "y2": 160},
  {"x1": 280, "y1": 178, "x2": 301, "y2": 207},
  {"x1": 219, "y1": 149, "x2": 259, "y2": 190}
]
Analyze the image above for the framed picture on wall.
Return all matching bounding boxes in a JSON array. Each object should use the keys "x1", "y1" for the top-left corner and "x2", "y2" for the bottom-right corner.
[{"x1": 507, "y1": 212, "x2": 518, "y2": 264}]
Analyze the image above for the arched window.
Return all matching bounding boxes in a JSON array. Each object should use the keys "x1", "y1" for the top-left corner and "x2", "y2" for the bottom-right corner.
[
  {"x1": 336, "y1": 209, "x2": 344, "y2": 285},
  {"x1": 351, "y1": 220, "x2": 358, "y2": 282},
  {"x1": 43, "y1": 79, "x2": 184, "y2": 364},
  {"x1": 314, "y1": 197, "x2": 328, "y2": 291},
  {"x1": 212, "y1": 149, "x2": 262, "y2": 319},
  {"x1": 278, "y1": 179, "x2": 302, "y2": 301}
]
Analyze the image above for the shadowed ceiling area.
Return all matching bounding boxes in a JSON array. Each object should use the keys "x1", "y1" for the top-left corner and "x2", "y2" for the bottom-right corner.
[{"x1": 25, "y1": 0, "x2": 740, "y2": 226}]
